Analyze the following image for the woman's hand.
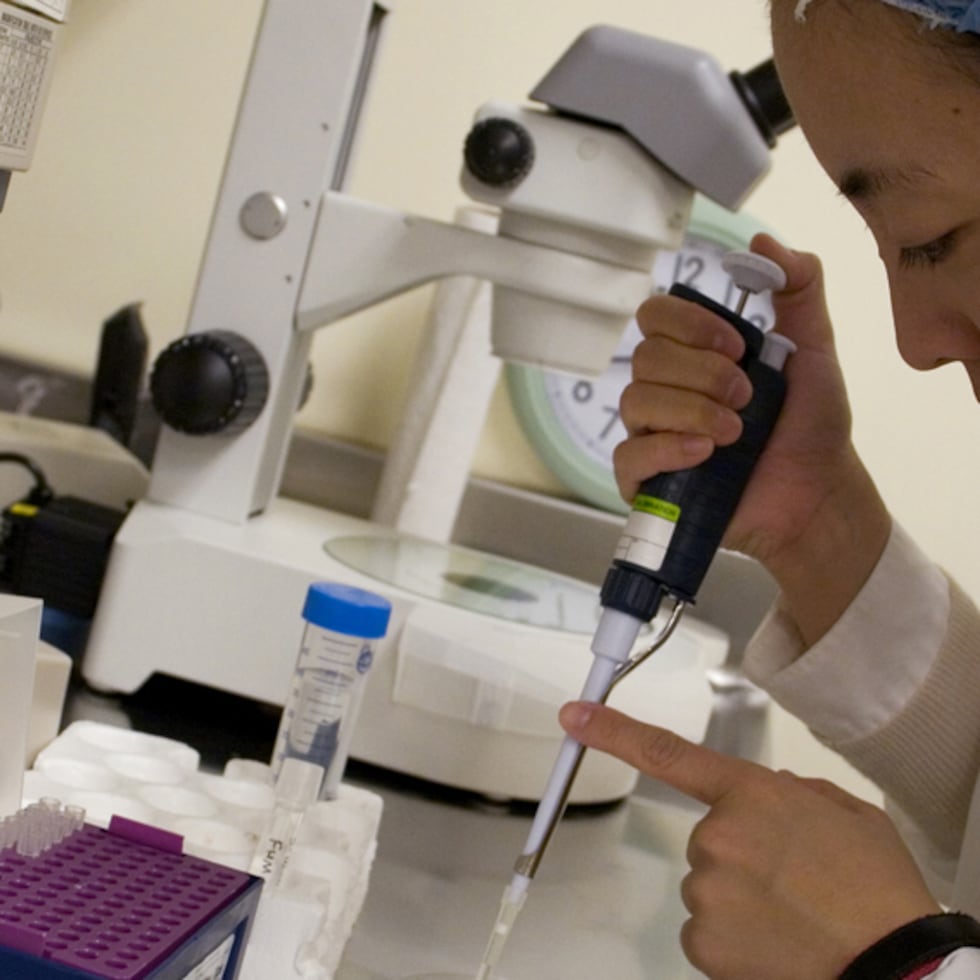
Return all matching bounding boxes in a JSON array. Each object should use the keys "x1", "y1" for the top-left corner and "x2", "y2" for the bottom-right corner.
[
  {"x1": 560, "y1": 702, "x2": 942, "y2": 980},
  {"x1": 616, "y1": 235, "x2": 891, "y2": 643}
]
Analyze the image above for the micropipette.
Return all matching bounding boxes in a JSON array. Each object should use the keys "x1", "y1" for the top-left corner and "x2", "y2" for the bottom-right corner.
[{"x1": 475, "y1": 251, "x2": 795, "y2": 980}]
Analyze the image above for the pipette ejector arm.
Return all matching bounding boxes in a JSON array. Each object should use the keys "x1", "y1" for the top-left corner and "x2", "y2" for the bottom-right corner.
[{"x1": 530, "y1": 25, "x2": 794, "y2": 209}]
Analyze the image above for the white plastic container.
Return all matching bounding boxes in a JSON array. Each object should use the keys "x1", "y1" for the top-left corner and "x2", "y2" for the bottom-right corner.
[{"x1": 271, "y1": 583, "x2": 392, "y2": 799}]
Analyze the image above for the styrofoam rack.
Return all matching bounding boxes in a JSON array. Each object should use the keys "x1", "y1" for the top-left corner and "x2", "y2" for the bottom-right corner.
[{"x1": 23, "y1": 721, "x2": 384, "y2": 979}]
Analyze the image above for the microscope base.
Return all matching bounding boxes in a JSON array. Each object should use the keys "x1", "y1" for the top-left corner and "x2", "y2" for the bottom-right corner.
[{"x1": 83, "y1": 497, "x2": 725, "y2": 803}]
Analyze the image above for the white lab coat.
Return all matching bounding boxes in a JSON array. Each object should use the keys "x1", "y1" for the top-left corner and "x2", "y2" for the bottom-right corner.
[{"x1": 743, "y1": 522, "x2": 980, "y2": 976}]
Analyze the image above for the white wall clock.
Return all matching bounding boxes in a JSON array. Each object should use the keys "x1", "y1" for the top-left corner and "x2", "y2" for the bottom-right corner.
[{"x1": 506, "y1": 195, "x2": 778, "y2": 514}]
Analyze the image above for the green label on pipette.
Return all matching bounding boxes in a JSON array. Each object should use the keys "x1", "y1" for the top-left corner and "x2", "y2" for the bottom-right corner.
[{"x1": 632, "y1": 494, "x2": 681, "y2": 523}]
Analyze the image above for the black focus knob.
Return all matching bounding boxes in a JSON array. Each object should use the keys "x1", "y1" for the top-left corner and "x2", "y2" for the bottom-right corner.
[
  {"x1": 463, "y1": 117, "x2": 534, "y2": 187},
  {"x1": 150, "y1": 330, "x2": 269, "y2": 435}
]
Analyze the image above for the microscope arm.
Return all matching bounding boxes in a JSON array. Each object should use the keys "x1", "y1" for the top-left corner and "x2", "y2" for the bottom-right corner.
[
  {"x1": 142, "y1": 5, "x2": 788, "y2": 526},
  {"x1": 296, "y1": 192, "x2": 652, "y2": 375}
]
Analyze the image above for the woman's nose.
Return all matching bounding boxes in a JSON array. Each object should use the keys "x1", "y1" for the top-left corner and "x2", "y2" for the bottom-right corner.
[
  {"x1": 894, "y1": 315, "x2": 945, "y2": 371},
  {"x1": 889, "y1": 282, "x2": 974, "y2": 372}
]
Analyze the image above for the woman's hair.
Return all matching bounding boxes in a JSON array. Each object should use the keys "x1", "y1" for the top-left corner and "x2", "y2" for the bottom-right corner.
[{"x1": 793, "y1": 0, "x2": 980, "y2": 33}]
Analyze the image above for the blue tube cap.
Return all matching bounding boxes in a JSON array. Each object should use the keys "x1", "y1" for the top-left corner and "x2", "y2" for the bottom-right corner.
[{"x1": 302, "y1": 582, "x2": 392, "y2": 638}]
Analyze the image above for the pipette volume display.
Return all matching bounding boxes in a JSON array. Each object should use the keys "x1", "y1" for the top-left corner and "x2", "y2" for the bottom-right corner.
[{"x1": 474, "y1": 251, "x2": 793, "y2": 980}]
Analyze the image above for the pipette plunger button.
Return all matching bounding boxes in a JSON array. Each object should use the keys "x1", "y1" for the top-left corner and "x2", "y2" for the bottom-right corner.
[{"x1": 722, "y1": 250, "x2": 787, "y2": 296}]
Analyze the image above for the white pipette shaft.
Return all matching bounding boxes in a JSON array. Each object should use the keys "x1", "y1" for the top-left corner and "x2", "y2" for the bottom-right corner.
[
  {"x1": 476, "y1": 612, "x2": 643, "y2": 980},
  {"x1": 509, "y1": 607, "x2": 645, "y2": 900},
  {"x1": 476, "y1": 604, "x2": 685, "y2": 980}
]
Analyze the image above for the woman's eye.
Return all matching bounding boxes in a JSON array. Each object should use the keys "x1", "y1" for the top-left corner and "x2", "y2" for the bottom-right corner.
[{"x1": 898, "y1": 230, "x2": 958, "y2": 270}]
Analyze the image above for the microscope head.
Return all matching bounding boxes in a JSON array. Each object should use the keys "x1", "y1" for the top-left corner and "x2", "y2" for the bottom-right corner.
[
  {"x1": 460, "y1": 25, "x2": 793, "y2": 374},
  {"x1": 530, "y1": 26, "x2": 794, "y2": 211},
  {"x1": 461, "y1": 100, "x2": 694, "y2": 374}
]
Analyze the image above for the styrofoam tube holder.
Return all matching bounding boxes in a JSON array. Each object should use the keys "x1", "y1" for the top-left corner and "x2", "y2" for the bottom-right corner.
[{"x1": 23, "y1": 720, "x2": 383, "y2": 980}]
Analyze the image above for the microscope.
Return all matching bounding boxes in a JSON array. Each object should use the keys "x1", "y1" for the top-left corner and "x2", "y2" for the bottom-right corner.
[{"x1": 82, "y1": 0, "x2": 793, "y2": 803}]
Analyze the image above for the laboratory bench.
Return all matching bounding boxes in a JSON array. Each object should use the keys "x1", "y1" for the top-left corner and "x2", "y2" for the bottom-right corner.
[
  {"x1": 0, "y1": 401, "x2": 883, "y2": 976},
  {"x1": 56, "y1": 669, "x2": 779, "y2": 980}
]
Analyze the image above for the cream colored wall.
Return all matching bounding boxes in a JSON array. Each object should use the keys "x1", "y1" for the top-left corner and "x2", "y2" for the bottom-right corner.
[{"x1": 1, "y1": 0, "x2": 976, "y2": 615}]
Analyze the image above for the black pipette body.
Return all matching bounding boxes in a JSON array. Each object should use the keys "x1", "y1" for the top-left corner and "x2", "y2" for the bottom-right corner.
[{"x1": 601, "y1": 282, "x2": 791, "y2": 626}]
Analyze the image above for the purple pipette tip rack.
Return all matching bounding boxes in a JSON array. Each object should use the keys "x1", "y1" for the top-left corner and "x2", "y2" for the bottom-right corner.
[{"x1": 0, "y1": 812, "x2": 261, "y2": 979}]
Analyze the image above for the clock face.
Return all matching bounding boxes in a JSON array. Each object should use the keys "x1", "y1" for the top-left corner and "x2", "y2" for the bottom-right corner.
[{"x1": 507, "y1": 217, "x2": 777, "y2": 514}]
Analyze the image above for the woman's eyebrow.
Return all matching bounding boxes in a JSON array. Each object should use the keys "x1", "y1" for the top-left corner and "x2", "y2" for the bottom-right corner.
[{"x1": 837, "y1": 163, "x2": 939, "y2": 203}]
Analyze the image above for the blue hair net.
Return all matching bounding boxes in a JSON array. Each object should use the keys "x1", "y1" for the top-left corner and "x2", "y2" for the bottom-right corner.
[
  {"x1": 795, "y1": 0, "x2": 980, "y2": 33},
  {"x1": 879, "y1": 0, "x2": 980, "y2": 33}
]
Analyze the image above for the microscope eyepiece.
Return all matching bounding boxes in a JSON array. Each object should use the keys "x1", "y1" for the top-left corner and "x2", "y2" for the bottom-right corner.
[{"x1": 730, "y1": 59, "x2": 795, "y2": 148}]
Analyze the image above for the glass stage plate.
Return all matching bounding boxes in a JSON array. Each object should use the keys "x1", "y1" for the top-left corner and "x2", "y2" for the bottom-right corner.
[{"x1": 325, "y1": 532, "x2": 601, "y2": 634}]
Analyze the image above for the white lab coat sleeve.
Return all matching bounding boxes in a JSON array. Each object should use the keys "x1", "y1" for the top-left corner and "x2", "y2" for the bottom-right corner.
[
  {"x1": 742, "y1": 521, "x2": 949, "y2": 743},
  {"x1": 741, "y1": 521, "x2": 980, "y2": 897},
  {"x1": 929, "y1": 947, "x2": 980, "y2": 977}
]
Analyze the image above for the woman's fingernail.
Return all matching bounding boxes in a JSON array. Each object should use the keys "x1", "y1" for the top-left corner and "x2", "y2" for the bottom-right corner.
[
  {"x1": 715, "y1": 407, "x2": 744, "y2": 444},
  {"x1": 681, "y1": 435, "x2": 713, "y2": 457},
  {"x1": 559, "y1": 701, "x2": 597, "y2": 733},
  {"x1": 726, "y1": 373, "x2": 752, "y2": 408}
]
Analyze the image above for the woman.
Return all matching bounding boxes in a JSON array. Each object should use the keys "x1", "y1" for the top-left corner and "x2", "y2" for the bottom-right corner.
[{"x1": 559, "y1": 1, "x2": 980, "y2": 976}]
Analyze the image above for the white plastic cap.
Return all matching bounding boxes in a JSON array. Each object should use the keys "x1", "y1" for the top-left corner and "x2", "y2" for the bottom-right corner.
[
  {"x1": 276, "y1": 758, "x2": 324, "y2": 808},
  {"x1": 760, "y1": 332, "x2": 797, "y2": 371}
]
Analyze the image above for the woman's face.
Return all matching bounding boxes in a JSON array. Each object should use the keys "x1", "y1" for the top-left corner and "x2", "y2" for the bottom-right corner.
[{"x1": 771, "y1": 0, "x2": 980, "y2": 399}]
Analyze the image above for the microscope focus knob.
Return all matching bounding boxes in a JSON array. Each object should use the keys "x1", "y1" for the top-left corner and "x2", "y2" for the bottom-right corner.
[
  {"x1": 463, "y1": 117, "x2": 534, "y2": 187},
  {"x1": 150, "y1": 330, "x2": 269, "y2": 435}
]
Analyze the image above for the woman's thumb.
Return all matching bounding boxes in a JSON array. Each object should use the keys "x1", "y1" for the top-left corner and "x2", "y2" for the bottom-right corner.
[{"x1": 751, "y1": 233, "x2": 837, "y2": 354}]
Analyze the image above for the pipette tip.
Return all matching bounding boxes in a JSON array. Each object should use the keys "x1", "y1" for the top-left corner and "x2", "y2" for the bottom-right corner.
[{"x1": 473, "y1": 881, "x2": 528, "y2": 980}]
